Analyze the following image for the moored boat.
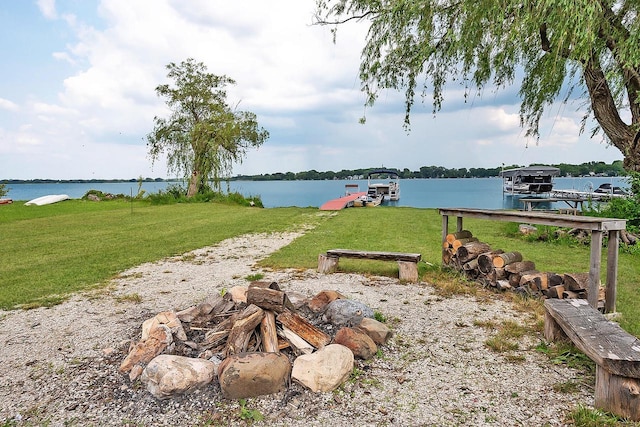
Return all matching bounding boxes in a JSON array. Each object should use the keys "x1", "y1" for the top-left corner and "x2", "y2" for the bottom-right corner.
[
  {"x1": 353, "y1": 193, "x2": 384, "y2": 207},
  {"x1": 366, "y1": 169, "x2": 400, "y2": 202},
  {"x1": 500, "y1": 166, "x2": 560, "y2": 195}
]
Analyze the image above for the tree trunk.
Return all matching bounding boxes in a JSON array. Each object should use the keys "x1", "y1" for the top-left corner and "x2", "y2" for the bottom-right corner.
[
  {"x1": 187, "y1": 171, "x2": 200, "y2": 197},
  {"x1": 583, "y1": 61, "x2": 638, "y2": 171}
]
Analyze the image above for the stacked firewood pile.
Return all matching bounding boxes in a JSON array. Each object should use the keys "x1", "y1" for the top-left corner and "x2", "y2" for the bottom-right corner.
[{"x1": 442, "y1": 230, "x2": 604, "y2": 304}]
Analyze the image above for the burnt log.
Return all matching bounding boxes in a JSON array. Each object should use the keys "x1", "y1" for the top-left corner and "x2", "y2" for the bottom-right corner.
[
  {"x1": 260, "y1": 311, "x2": 279, "y2": 353},
  {"x1": 225, "y1": 304, "x2": 265, "y2": 356},
  {"x1": 246, "y1": 286, "x2": 295, "y2": 313},
  {"x1": 276, "y1": 311, "x2": 331, "y2": 349}
]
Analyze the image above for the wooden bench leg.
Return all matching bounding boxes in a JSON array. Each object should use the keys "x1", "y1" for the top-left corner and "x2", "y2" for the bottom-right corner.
[
  {"x1": 318, "y1": 254, "x2": 339, "y2": 274},
  {"x1": 595, "y1": 366, "x2": 640, "y2": 421},
  {"x1": 398, "y1": 261, "x2": 419, "y2": 283},
  {"x1": 544, "y1": 308, "x2": 569, "y2": 343}
]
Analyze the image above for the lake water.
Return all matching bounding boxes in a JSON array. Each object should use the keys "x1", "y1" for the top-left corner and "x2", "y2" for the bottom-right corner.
[{"x1": 3, "y1": 176, "x2": 629, "y2": 210}]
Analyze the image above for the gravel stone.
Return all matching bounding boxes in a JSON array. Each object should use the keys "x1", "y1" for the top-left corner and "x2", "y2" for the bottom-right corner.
[{"x1": 0, "y1": 232, "x2": 592, "y2": 426}]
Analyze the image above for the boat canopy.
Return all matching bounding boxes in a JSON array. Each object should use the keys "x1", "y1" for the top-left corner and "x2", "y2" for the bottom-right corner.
[
  {"x1": 367, "y1": 169, "x2": 400, "y2": 178},
  {"x1": 499, "y1": 166, "x2": 560, "y2": 178}
]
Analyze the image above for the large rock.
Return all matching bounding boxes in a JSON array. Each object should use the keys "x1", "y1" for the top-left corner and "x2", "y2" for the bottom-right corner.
[
  {"x1": 334, "y1": 327, "x2": 377, "y2": 359},
  {"x1": 228, "y1": 286, "x2": 248, "y2": 304},
  {"x1": 308, "y1": 290, "x2": 345, "y2": 313},
  {"x1": 291, "y1": 344, "x2": 354, "y2": 392},
  {"x1": 141, "y1": 355, "x2": 217, "y2": 400},
  {"x1": 323, "y1": 299, "x2": 374, "y2": 326},
  {"x1": 358, "y1": 317, "x2": 393, "y2": 345},
  {"x1": 142, "y1": 311, "x2": 187, "y2": 341},
  {"x1": 119, "y1": 324, "x2": 173, "y2": 373},
  {"x1": 218, "y1": 352, "x2": 291, "y2": 399}
]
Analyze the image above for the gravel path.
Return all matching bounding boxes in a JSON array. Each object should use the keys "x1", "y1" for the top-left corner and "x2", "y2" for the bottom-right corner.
[{"x1": 0, "y1": 232, "x2": 592, "y2": 426}]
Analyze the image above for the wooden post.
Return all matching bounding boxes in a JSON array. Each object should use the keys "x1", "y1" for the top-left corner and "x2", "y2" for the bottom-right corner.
[
  {"x1": 606, "y1": 230, "x2": 619, "y2": 313},
  {"x1": 456, "y1": 216, "x2": 463, "y2": 232},
  {"x1": 588, "y1": 230, "x2": 603, "y2": 309},
  {"x1": 397, "y1": 260, "x2": 419, "y2": 282},
  {"x1": 595, "y1": 366, "x2": 640, "y2": 421},
  {"x1": 441, "y1": 215, "x2": 449, "y2": 265},
  {"x1": 318, "y1": 254, "x2": 339, "y2": 273}
]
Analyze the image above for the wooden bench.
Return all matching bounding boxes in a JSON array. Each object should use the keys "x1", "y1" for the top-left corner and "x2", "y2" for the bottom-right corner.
[
  {"x1": 544, "y1": 298, "x2": 640, "y2": 420},
  {"x1": 317, "y1": 249, "x2": 421, "y2": 282}
]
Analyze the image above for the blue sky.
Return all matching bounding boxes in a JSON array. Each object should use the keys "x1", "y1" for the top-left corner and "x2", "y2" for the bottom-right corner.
[{"x1": 0, "y1": 0, "x2": 625, "y2": 180}]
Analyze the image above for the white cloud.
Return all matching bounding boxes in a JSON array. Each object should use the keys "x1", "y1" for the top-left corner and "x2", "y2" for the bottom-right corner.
[
  {"x1": 0, "y1": 98, "x2": 19, "y2": 112},
  {"x1": 37, "y1": 0, "x2": 57, "y2": 20},
  {"x1": 0, "y1": 0, "x2": 625, "y2": 180}
]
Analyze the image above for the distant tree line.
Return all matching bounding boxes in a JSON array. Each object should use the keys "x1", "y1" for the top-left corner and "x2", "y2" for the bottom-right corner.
[
  {"x1": 233, "y1": 161, "x2": 626, "y2": 181},
  {"x1": 0, "y1": 178, "x2": 167, "y2": 184}
]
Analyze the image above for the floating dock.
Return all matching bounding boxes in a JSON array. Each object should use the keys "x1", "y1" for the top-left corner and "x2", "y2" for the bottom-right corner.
[{"x1": 319, "y1": 192, "x2": 367, "y2": 211}]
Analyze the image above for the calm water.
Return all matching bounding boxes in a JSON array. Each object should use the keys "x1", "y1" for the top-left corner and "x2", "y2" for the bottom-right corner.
[{"x1": 3, "y1": 176, "x2": 629, "y2": 210}]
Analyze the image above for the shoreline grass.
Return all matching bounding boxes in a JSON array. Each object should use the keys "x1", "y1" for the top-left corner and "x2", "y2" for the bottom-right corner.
[{"x1": 2, "y1": 201, "x2": 639, "y2": 337}]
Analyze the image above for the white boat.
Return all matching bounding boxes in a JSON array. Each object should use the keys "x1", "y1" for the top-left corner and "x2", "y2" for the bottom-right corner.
[
  {"x1": 366, "y1": 169, "x2": 400, "y2": 202},
  {"x1": 500, "y1": 166, "x2": 560, "y2": 195},
  {"x1": 25, "y1": 194, "x2": 70, "y2": 206},
  {"x1": 353, "y1": 193, "x2": 384, "y2": 207}
]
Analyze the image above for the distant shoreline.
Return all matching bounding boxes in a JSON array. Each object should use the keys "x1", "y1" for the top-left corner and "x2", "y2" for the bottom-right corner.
[{"x1": 0, "y1": 160, "x2": 627, "y2": 183}]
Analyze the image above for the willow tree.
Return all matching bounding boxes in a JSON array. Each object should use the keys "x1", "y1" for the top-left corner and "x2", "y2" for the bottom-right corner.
[
  {"x1": 316, "y1": 0, "x2": 640, "y2": 171},
  {"x1": 147, "y1": 59, "x2": 269, "y2": 196}
]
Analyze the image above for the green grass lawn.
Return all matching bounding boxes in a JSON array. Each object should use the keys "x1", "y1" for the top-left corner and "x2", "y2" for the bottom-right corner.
[{"x1": 2, "y1": 200, "x2": 639, "y2": 337}]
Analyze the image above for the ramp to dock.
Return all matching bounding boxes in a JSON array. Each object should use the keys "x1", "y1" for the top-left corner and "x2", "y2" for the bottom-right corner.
[{"x1": 319, "y1": 192, "x2": 366, "y2": 211}]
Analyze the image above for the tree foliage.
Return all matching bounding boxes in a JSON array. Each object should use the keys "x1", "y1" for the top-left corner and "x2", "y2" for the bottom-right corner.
[
  {"x1": 315, "y1": 0, "x2": 640, "y2": 171},
  {"x1": 147, "y1": 59, "x2": 269, "y2": 196}
]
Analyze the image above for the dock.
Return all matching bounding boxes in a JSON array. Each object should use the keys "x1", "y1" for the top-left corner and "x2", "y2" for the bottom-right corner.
[{"x1": 319, "y1": 192, "x2": 366, "y2": 211}]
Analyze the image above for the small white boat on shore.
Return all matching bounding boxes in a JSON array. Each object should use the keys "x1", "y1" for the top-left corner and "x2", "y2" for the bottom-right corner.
[
  {"x1": 25, "y1": 194, "x2": 70, "y2": 206},
  {"x1": 366, "y1": 169, "x2": 401, "y2": 202}
]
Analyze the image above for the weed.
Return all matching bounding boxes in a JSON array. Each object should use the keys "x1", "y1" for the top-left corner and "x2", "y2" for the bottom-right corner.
[
  {"x1": 245, "y1": 273, "x2": 264, "y2": 282},
  {"x1": 374, "y1": 310, "x2": 387, "y2": 323},
  {"x1": 485, "y1": 336, "x2": 519, "y2": 352},
  {"x1": 348, "y1": 367, "x2": 365, "y2": 383},
  {"x1": 115, "y1": 293, "x2": 143, "y2": 304},
  {"x1": 567, "y1": 404, "x2": 625, "y2": 426},
  {"x1": 473, "y1": 319, "x2": 497, "y2": 329},
  {"x1": 238, "y1": 399, "x2": 264, "y2": 422},
  {"x1": 535, "y1": 341, "x2": 595, "y2": 374},
  {"x1": 553, "y1": 380, "x2": 582, "y2": 394},
  {"x1": 504, "y1": 354, "x2": 526, "y2": 363}
]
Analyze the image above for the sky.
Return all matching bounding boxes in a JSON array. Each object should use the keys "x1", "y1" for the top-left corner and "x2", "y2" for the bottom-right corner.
[{"x1": 0, "y1": 0, "x2": 625, "y2": 180}]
